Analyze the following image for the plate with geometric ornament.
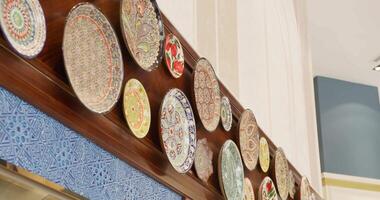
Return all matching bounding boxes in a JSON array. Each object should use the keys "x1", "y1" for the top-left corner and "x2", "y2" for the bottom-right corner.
[
  {"x1": 63, "y1": 3, "x2": 124, "y2": 114},
  {"x1": 193, "y1": 57, "x2": 221, "y2": 132},
  {"x1": 123, "y1": 78, "x2": 151, "y2": 139},
  {"x1": 0, "y1": 0, "x2": 46, "y2": 58},
  {"x1": 159, "y1": 88, "x2": 196, "y2": 173},
  {"x1": 120, "y1": 0, "x2": 164, "y2": 71},
  {"x1": 238, "y1": 109, "x2": 260, "y2": 171},
  {"x1": 164, "y1": 33, "x2": 184, "y2": 78},
  {"x1": 274, "y1": 148, "x2": 289, "y2": 200},
  {"x1": 220, "y1": 96, "x2": 232, "y2": 132},
  {"x1": 259, "y1": 177, "x2": 278, "y2": 200},
  {"x1": 218, "y1": 139, "x2": 244, "y2": 200}
]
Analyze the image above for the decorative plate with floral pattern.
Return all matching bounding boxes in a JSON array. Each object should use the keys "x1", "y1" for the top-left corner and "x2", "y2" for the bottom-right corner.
[
  {"x1": 123, "y1": 78, "x2": 151, "y2": 138},
  {"x1": 259, "y1": 177, "x2": 278, "y2": 200},
  {"x1": 193, "y1": 58, "x2": 221, "y2": 132},
  {"x1": 63, "y1": 3, "x2": 124, "y2": 114},
  {"x1": 220, "y1": 96, "x2": 232, "y2": 132},
  {"x1": 159, "y1": 88, "x2": 196, "y2": 173},
  {"x1": 0, "y1": 0, "x2": 46, "y2": 58},
  {"x1": 239, "y1": 109, "x2": 260, "y2": 170},
  {"x1": 244, "y1": 178, "x2": 255, "y2": 200},
  {"x1": 194, "y1": 138, "x2": 213, "y2": 183},
  {"x1": 300, "y1": 176, "x2": 312, "y2": 200},
  {"x1": 259, "y1": 137, "x2": 270, "y2": 173},
  {"x1": 164, "y1": 33, "x2": 184, "y2": 78},
  {"x1": 218, "y1": 140, "x2": 244, "y2": 200},
  {"x1": 275, "y1": 148, "x2": 289, "y2": 200},
  {"x1": 120, "y1": 0, "x2": 164, "y2": 71}
]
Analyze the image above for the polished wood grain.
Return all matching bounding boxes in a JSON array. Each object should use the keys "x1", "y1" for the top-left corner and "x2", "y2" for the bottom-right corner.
[{"x1": 0, "y1": 0, "x2": 322, "y2": 199}]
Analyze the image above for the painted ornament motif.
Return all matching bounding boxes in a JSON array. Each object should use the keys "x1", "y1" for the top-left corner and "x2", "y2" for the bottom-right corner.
[
  {"x1": 218, "y1": 140, "x2": 244, "y2": 200},
  {"x1": 193, "y1": 58, "x2": 221, "y2": 132},
  {"x1": 259, "y1": 177, "x2": 278, "y2": 200},
  {"x1": 288, "y1": 170, "x2": 296, "y2": 199},
  {"x1": 123, "y1": 78, "x2": 151, "y2": 138},
  {"x1": 159, "y1": 88, "x2": 196, "y2": 173},
  {"x1": 63, "y1": 3, "x2": 124, "y2": 114},
  {"x1": 243, "y1": 178, "x2": 255, "y2": 200},
  {"x1": 0, "y1": 0, "x2": 46, "y2": 58},
  {"x1": 239, "y1": 109, "x2": 260, "y2": 170},
  {"x1": 220, "y1": 96, "x2": 232, "y2": 132},
  {"x1": 194, "y1": 138, "x2": 213, "y2": 183},
  {"x1": 120, "y1": 0, "x2": 164, "y2": 71},
  {"x1": 275, "y1": 148, "x2": 289, "y2": 200},
  {"x1": 300, "y1": 176, "x2": 312, "y2": 200},
  {"x1": 164, "y1": 33, "x2": 184, "y2": 78},
  {"x1": 259, "y1": 137, "x2": 270, "y2": 173}
]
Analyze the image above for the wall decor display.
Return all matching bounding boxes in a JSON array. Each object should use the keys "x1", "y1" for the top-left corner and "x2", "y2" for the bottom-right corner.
[
  {"x1": 164, "y1": 33, "x2": 184, "y2": 78},
  {"x1": 159, "y1": 88, "x2": 196, "y2": 173},
  {"x1": 300, "y1": 176, "x2": 312, "y2": 200},
  {"x1": 120, "y1": 0, "x2": 164, "y2": 71},
  {"x1": 193, "y1": 57, "x2": 221, "y2": 132},
  {"x1": 62, "y1": 3, "x2": 123, "y2": 114},
  {"x1": 288, "y1": 170, "x2": 296, "y2": 199},
  {"x1": 259, "y1": 177, "x2": 278, "y2": 200},
  {"x1": 274, "y1": 148, "x2": 289, "y2": 200},
  {"x1": 194, "y1": 138, "x2": 213, "y2": 183},
  {"x1": 243, "y1": 178, "x2": 255, "y2": 200},
  {"x1": 220, "y1": 96, "x2": 232, "y2": 132},
  {"x1": 259, "y1": 137, "x2": 270, "y2": 173},
  {"x1": 123, "y1": 78, "x2": 151, "y2": 138},
  {"x1": 218, "y1": 140, "x2": 244, "y2": 200},
  {"x1": 0, "y1": 0, "x2": 46, "y2": 58},
  {"x1": 238, "y1": 109, "x2": 260, "y2": 170}
]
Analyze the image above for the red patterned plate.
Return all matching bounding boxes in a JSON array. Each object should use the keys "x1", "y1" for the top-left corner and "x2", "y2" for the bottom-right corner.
[{"x1": 164, "y1": 33, "x2": 184, "y2": 78}]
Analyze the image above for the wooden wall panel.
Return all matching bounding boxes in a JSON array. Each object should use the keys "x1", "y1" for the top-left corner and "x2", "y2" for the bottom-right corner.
[{"x1": 0, "y1": 0, "x2": 322, "y2": 199}]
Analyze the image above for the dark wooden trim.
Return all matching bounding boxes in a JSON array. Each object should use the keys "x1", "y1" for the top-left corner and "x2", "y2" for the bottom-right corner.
[{"x1": 0, "y1": 0, "x2": 322, "y2": 199}]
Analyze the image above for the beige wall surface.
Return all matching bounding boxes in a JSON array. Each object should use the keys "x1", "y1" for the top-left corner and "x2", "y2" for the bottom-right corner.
[{"x1": 157, "y1": 0, "x2": 322, "y2": 194}]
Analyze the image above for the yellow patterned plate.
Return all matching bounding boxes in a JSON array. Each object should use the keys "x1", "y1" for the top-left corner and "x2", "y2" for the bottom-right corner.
[
  {"x1": 63, "y1": 3, "x2": 124, "y2": 114},
  {"x1": 120, "y1": 0, "x2": 164, "y2": 71},
  {"x1": 123, "y1": 78, "x2": 151, "y2": 138},
  {"x1": 259, "y1": 137, "x2": 270, "y2": 173},
  {"x1": 275, "y1": 148, "x2": 289, "y2": 200},
  {"x1": 238, "y1": 109, "x2": 260, "y2": 170}
]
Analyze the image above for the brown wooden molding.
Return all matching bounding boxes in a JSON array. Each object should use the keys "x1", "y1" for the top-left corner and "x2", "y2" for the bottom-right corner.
[{"x1": 0, "y1": 0, "x2": 322, "y2": 199}]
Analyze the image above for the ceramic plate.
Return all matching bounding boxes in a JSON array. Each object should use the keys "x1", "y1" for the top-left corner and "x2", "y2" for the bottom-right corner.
[
  {"x1": 0, "y1": 0, "x2": 46, "y2": 58},
  {"x1": 120, "y1": 0, "x2": 164, "y2": 71},
  {"x1": 259, "y1": 137, "x2": 270, "y2": 173},
  {"x1": 275, "y1": 148, "x2": 289, "y2": 200},
  {"x1": 194, "y1": 138, "x2": 213, "y2": 183},
  {"x1": 244, "y1": 178, "x2": 255, "y2": 200},
  {"x1": 164, "y1": 33, "x2": 184, "y2": 78},
  {"x1": 288, "y1": 170, "x2": 296, "y2": 199},
  {"x1": 218, "y1": 140, "x2": 244, "y2": 200},
  {"x1": 123, "y1": 78, "x2": 151, "y2": 138},
  {"x1": 220, "y1": 96, "x2": 232, "y2": 132},
  {"x1": 193, "y1": 58, "x2": 221, "y2": 132},
  {"x1": 300, "y1": 176, "x2": 311, "y2": 200},
  {"x1": 159, "y1": 88, "x2": 196, "y2": 173},
  {"x1": 239, "y1": 109, "x2": 260, "y2": 170},
  {"x1": 63, "y1": 3, "x2": 124, "y2": 114},
  {"x1": 259, "y1": 177, "x2": 278, "y2": 200}
]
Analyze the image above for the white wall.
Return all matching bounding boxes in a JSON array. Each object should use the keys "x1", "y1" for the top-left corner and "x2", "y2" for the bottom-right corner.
[{"x1": 157, "y1": 0, "x2": 322, "y2": 194}]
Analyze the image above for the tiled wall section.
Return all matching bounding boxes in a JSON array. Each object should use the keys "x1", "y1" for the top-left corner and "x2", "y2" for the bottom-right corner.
[{"x1": 0, "y1": 87, "x2": 180, "y2": 200}]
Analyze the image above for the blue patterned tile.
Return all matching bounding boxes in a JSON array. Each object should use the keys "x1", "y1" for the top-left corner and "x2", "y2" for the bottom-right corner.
[{"x1": 0, "y1": 87, "x2": 181, "y2": 200}]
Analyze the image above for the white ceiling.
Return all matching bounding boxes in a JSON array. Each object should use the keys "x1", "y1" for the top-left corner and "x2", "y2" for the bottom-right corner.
[{"x1": 308, "y1": 0, "x2": 380, "y2": 92}]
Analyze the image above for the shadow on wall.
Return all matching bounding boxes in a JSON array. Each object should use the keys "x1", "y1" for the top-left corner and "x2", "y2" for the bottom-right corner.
[{"x1": 314, "y1": 76, "x2": 380, "y2": 180}]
